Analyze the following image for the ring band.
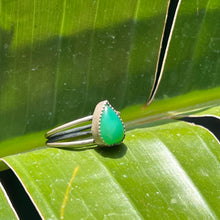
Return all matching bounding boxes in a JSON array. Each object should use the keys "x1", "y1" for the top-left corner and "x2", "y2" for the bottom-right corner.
[{"x1": 45, "y1": 100, "x2": 125, "y2": 147}]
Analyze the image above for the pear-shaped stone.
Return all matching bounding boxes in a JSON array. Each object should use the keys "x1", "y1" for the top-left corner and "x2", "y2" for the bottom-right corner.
[{"x1": 100, "y1": 104, "x2": 125, "y2": 145}]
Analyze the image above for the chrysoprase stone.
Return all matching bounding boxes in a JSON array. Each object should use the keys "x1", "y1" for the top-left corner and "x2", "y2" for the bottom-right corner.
[{"x1": 100, "y1": 104, "x2": 124, "y2": 145}]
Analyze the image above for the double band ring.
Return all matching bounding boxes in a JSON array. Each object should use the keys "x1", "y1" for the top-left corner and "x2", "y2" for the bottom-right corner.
[{"x1": 45, "y1": 100, "x2": 125, "y2": 148}]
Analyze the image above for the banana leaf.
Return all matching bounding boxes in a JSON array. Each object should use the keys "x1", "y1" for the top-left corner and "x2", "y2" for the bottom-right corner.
[{"x1": 0, "y1": 0, "x2": 220, "y2": 219}]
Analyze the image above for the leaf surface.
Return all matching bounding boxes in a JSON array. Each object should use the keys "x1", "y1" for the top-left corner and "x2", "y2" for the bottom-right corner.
[
  {"x1": 155, "y1": 0, "x2": 220, "y2": 105},
  {"x1": 2, "y1": 120, "x2": 220, "y2": 219},
  {"x1": 0, "y1": 0, "x2": 220, "y2": 219},
  {"x1": 0, "y1": 182, "x2": 18, "y2": 219},
  {"x1": 0, "y1": 0, "x2": 168, "y2": 141}
]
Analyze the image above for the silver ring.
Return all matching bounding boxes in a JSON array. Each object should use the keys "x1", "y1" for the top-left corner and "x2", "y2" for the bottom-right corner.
[{"x1": 45, "y1": 100, "x2": 126, "y2": 148}]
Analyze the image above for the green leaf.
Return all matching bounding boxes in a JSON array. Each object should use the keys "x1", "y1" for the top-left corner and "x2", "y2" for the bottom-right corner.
[
  {"x1": 155, "y1": 0, "x2": 220, "y2": 104},
  {"x1": 191, "y1": 105, "x2": 220, "y2": 117},
  {"x1": 0, "y1": 0, "x2": 168, "y2": 141},
  {"x1": 0, "y1": 182, "x2": 18, "y2": 219},
  {"x1": 2, "y1": 119, "x2": 220, "y2": 219},
  {"x1": 0, "y1": 0, "x2": 220, "y2": 219}
]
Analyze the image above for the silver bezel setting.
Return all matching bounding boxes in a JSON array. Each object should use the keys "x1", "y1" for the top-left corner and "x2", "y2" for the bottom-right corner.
[
  {"x1": 91, "y1": 100, "x2": 126, "y2": 146},
  {"x1": 46, "y1": 100, "x2": 126, "y2": 148}
]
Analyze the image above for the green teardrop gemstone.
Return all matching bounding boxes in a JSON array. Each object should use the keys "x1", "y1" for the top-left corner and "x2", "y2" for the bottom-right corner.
[{"x1": 100, "y1": 104, "x2": 125, "y2": 145}]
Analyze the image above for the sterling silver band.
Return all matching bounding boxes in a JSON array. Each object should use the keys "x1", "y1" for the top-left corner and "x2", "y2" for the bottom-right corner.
[
  {"x1": 48, "y1": 124, "x2": 92, "y2": 139},
  {"x1": 46, "y1": 115, "x2": 94, "y2": 148},
  {"x1": 46, "y1": 115, "x2": 93, "y2": 138},
  {"x1": 47, "y1": 138, "x2": 95, "y2": 147},
  {"x1": 45, "y1": 100, "x2": 125, "y2": 148}
]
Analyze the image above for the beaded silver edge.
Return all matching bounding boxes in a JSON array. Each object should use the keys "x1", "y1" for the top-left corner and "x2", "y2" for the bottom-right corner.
[{"x1": 97, "y1": 100, "x2": 126, "y2": 146}]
